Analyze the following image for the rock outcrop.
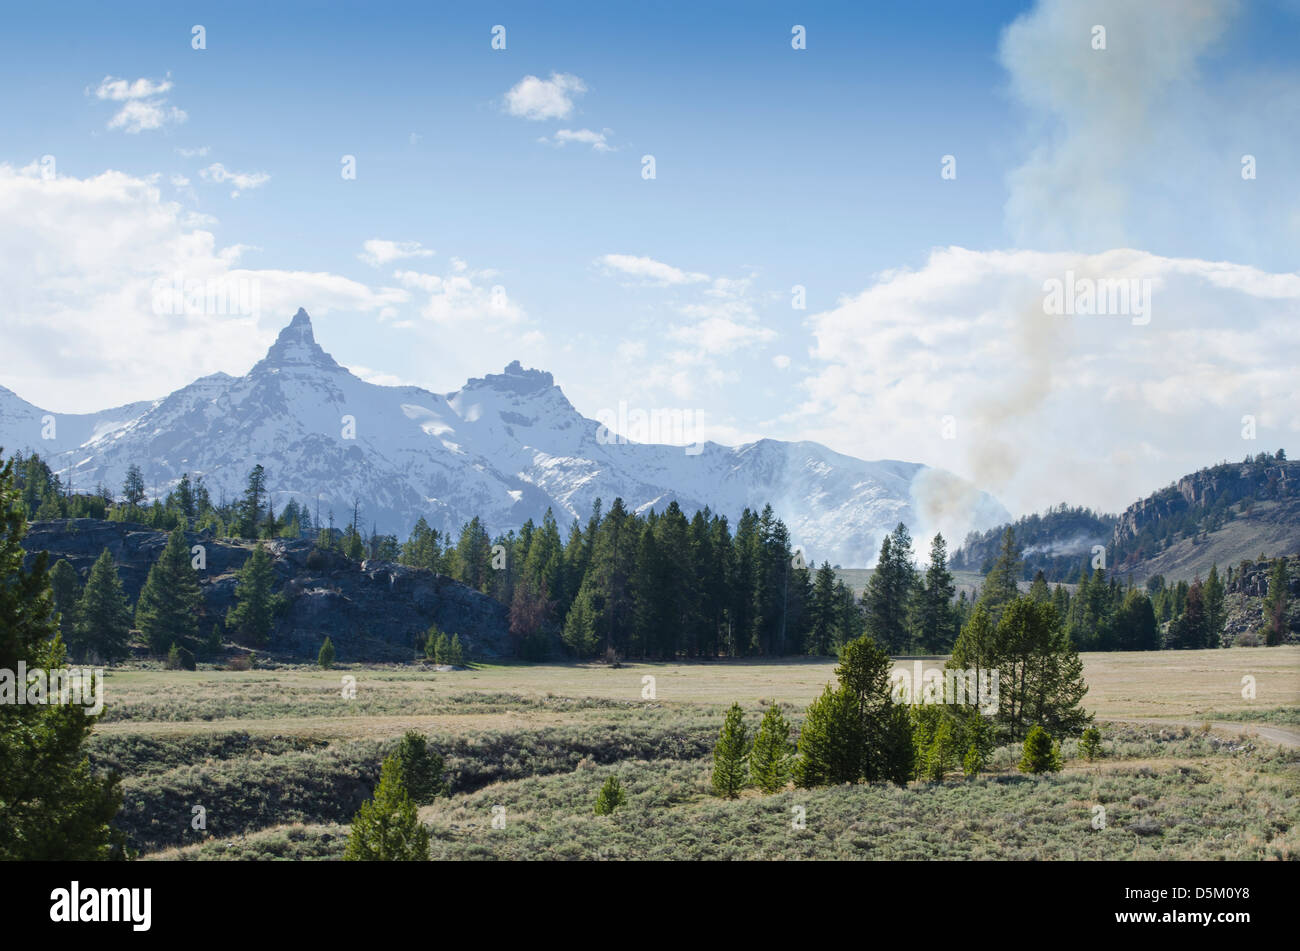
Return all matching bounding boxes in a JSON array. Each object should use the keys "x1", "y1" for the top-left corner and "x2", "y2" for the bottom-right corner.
[{"x1": 22, "y1": 519, "x2": 511, "y2": 662}]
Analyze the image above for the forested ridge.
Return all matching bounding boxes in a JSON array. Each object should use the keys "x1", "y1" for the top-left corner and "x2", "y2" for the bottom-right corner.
[
  {"x1": 954, "y1": 450, "x2": 1295, "y2": 582},
  {"x1": 11, "y1": 448, "x2": 1294, "y2": 661}
]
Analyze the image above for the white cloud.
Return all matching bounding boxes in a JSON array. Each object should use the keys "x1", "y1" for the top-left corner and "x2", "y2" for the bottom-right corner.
[
  {"x1": 598, "y1": 254, "x2": 708, "y2": 286},
  {"x1": 198, "y1": 163, "x2": 270, "y2": 198},
  {"x1": 92, "y1": 75, "x2": 186, "y2": 133},
  {"x1": 793, "y1": 245, "x2": 1300, "y2": 518},
  {"x1": 543, "y1": 128, "x2": 614, "y2": 152},
  {"x1": 392, "y1": 264, "x2": 525, "y2": 327},
  {"x1": 169, "y1": 174, "x2": 190, "y2": 187},
  {"x1": 93, "y1": 75, "x2": 173, "y2": 101},
  {"x1": 772, "y1": 354, "x2": 791, "y2": 370},
  {"x1": 504, "y1": 73, "x2": 586, "y2": 120},
  {"x1": 175, "y1": 146, "x2": 210, "y2": 158},
  {"x1": 359, "y1": 239, "x2": 435, "y2": 268},
  {"x1": 597, "y1": 255, "x2": 774, "y2": 400},
  {"x1": 667, "y1": 315, "x2": 775, "y2": 355},
  {"x1": 346, "y1": 365, "x2": 423, "y2": 388},
  {"x1": 106, "y1": 99, "x2": 187, "y2": 133},
  {"x1": 0, "y1": 163, "x2": 404, "y2": 411}
]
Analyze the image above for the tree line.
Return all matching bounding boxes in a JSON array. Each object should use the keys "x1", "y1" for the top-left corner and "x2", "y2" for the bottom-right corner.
[{"x1": 15, "y1": 454, "x2": 1290, "y2": 660}]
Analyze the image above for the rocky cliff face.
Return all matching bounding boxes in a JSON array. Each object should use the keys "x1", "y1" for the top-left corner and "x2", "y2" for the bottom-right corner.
[
  {"x1": 1220, "y1": 554, "x2": 1300, "y2": 645},
  {"x1": 1113, "y1": 459, "x2": 1299, "y2": 549},
  {"x1": 1227, "y1": 554, "x2": 1300, "y2": 599},
  {"x1": 23, "y1": 519, "x2": 511, "y2": 662}
]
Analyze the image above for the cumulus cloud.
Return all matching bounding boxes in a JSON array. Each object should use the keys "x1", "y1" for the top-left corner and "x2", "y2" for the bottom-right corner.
[
  {"x1": 359, "y1": 239, "x2": 435, "y2": 268},
  {"x1": 793, "y1": 245, "x2": 1300, "y2": 518},
  {"x1": 0, "y1": 163, "x2": 404, "y2": 410},
  {"x1": 198, "y1": 163, "x2": 270, "y2": 198},
  {"x1": 504, "y1": 73, "x2": 586, "y2": 120},
  {"x1": 92, "y1": 74, "x2": 186, "y2": 133}
]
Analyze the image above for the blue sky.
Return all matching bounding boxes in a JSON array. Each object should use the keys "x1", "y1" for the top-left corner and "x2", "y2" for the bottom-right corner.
[{"x1": 1, "y1": 0, "x2": 1297, "y2": 518}]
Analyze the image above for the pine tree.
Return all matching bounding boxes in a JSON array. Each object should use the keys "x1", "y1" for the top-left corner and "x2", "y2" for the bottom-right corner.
[
  {"x1": 1078, "y1": 725, "x2": 1103, "y2": 761},
  {"x1": 711, "y1": 702, "x2": 751, "y2": 798},
  {"x1": 402, "y1": 516, "x2": 441, "y2": 572},
  {"x1": 977, "y1": 527, "x2": 1022, "y2": 623},
  {"x1": 0, "y1": 450, "x2": 124, "y2": 859},
  {"x1": 394, "y1": 730, "x2": 446, "y2": 804},
  {"x1": 135, "y1": 526, "x2": 203, "y2": 654},
  {"x1": 226, "y1": 541, "x2": 278, "y2": 646},
  {"x1": 593, "y1": 774, "x2": 627, "y2": 815},
  {"x1": 960, "y1": 710, "x2": 994, "y2": 777},
  {"x1": 877, "y1": 701, "x2": 917, "y2": 785},
  {"x1": 862, "y1": 523, "x2": 918, "y2": 652},
  {"x1": 451, "y1": 516, "x2": 492, "y2": 591},
  {"x1": 317, "y1": 636, "x2": 335, "y2": 669},
  {"x1": 48, "y1": 558, "x2": 81, "y2": 641},
  {"x1": 1203, "y1": 564, "x2": 1227, "y2": 648},
  {"x1": 948, "y1": 603, "x2": 998, "y2": 714},
  {"x1": 793, "y1": 684, "x2": 863, "y2": 787},
  {"x1": 342, "y1": 523, "x2": 366, "y2": 562},
  {"x1": 1018, "y1": 725, "x2": 1062, "y2": 774},
  {"x1": 71, "y1": 549, "x2": 133, "y2": 663},
  {"x1": 343, "y1": 754, "x2": 430, "y2": 861},
  {"x1": 911, "y1": 704, "x2": 956, "y2": 782},
  {"x1": 446, "y1": 633, "x2": 465, "y2": 666},
  {"x1": 170, "y1": 473, "x2": 197, "y2": 525},
  {"x1": 122, "y1": 464, "x2": 146, "y2": 509},
  {"x1": 1114, "y1": 588, "x2": 1158, "y2": 651},
  {"x1": 808, "y1": 562, "x2": 839, "y2": 656},
  {"x1": 749, "y1": 703, "x2": 794, "y2": 793},
  {"x1": 630, "y1": 521, "x2": 669, "y2": 657},
  {"x1": 236, "y1": 464, "x2": 267, "y2": 539},
  {"x1": 915, "y1": 533, "x2": 956, "y2": 652},
  {"x1": 1166, "y1": 579, "x2": 1209, "y2": 650},
  {"x1": 995, "y1": 597, "x2": 1091, "y2": 741},
  {"x1": 1263, "y1": 557, "x2": 1289, "y2": 646},
  {"x1": 562, "y1": 591, "x2": 600, "y2": 657}
]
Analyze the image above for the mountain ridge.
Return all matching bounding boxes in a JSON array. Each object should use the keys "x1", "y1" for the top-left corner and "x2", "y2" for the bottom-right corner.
[{"x1": 0, "y1": 309, "x2": 1009, "y2": 565}]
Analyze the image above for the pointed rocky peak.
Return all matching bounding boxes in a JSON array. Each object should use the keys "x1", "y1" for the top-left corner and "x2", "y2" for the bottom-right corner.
[
  {"x1": 254, "y1": 308, "x2": 342, "y2": 372},
  {"x1": 485, "y1": 360, "x2": 555, "y2": 394},
  {"x1": 449, "y1": 360, "x2": 580, "y2": 427}
]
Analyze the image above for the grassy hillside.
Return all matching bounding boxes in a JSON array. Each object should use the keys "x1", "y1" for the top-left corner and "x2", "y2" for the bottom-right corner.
[{"x1": 1119, "y1": 499, "x2": 1300, "y2": 585}]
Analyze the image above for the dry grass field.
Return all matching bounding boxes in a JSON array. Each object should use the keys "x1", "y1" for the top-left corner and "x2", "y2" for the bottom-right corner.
[{"x1": 86, "y1": 647, "x2": 1300, "y2": 860}]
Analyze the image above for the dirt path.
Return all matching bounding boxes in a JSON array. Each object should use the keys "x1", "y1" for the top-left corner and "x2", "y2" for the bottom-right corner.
[{"x1": 1100, "y1": 716, "x2": 1300, "y2": 749}]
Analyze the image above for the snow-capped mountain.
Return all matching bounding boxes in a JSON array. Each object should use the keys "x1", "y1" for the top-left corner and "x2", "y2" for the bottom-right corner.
[{"x1": 0, "y1": 308, "x2": 1009, "y2": 565}]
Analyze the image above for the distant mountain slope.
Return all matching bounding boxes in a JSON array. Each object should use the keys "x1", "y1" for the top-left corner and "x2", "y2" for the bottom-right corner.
[
  {"x1": 1126, "y1": 499, "x2": 1300, "y2": 585},
  {"x1": 952, "y1": 505, "x2": 1117, "y2": 582},
  {"x1": 1110, "y1": 455, "x2": 1299, "y2": 571},
  {"x1": 953, "y1": 454, "x2": 1299, "y2": 584},
  {"x1": 0, "y1": 308, "x2": 1008, "y2": 566}
]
